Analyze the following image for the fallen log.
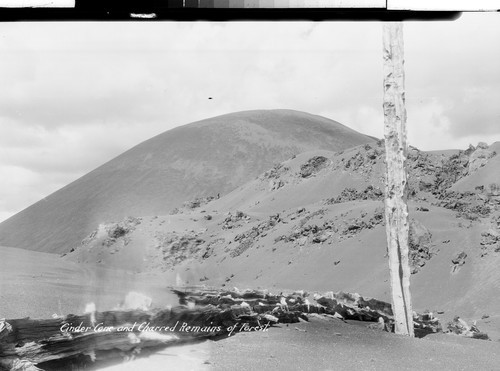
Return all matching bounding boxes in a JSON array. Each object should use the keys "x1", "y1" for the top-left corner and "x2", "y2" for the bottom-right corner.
[
  {"x1": 170, "y1": 286, "x2": 442, "y2": 334},
  {"x1": 314, "y1": 291, "x2": 441, "y2": 334},
  {"x1": 1, "y1": 286, "x2": 448, "y2": 370},
  {"x1": 170, "y1": 287, "x2": 314, "y2": 309},
  {"x1": 315, "y1": 291, "x2": 393, "y2": 322},
  {"x1": 0, "y1": 305, "x2": 275, "y2": 370}
]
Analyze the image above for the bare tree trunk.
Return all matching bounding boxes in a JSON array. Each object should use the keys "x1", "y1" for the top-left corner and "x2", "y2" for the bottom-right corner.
[{"x1": 382, "y1": 22, "x2": 414, "y2": 337}]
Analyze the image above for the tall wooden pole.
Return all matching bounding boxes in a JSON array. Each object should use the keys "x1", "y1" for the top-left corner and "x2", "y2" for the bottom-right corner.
[{"x1": 382, "y1": 22, "x2": 414, "y2": 337}]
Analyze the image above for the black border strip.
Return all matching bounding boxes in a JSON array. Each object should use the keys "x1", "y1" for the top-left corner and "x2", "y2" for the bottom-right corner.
[{"x1": 0, "y1": 8, "x2": 462, "y2": 21}]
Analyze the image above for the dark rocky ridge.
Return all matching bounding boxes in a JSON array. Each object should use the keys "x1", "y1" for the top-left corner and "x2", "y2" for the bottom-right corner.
[{"x1": 68, "y1": 140, "x2": 499, "y2": 277}]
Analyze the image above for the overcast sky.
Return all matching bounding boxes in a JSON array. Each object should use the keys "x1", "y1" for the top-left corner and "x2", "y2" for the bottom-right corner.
[{"x1": 1, "y1": 13, "x2": 499, "y2": 222}]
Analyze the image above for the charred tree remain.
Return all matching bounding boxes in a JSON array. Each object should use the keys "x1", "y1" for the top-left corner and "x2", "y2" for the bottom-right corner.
[{"x1": 382, "y1": 22, "x2": 414, "y2": 337}]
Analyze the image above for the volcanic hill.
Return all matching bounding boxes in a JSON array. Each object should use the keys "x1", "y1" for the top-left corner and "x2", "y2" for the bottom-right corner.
[{"x1": 0, "y1": 110, "x2": 374, "y2": 254}]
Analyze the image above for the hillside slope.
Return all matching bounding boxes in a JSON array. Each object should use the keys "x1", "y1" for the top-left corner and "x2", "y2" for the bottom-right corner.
[
  {"x1": 452, "y1": 141, "x2": 500, "y2": 192},
  {"x1": 65, "y1": 141, "x2": 500, "y2": 337},
  {"x1": 0, "y1": 110, "x2": 374, "y2": 254}
]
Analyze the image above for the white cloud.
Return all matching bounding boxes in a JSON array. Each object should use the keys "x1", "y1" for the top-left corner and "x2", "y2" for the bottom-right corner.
[
  {"x1": 0, "y1": 15, "x2": 499, "y2": 222},
  {"x1": 407, "y1": 98, "x2": 453, "y2": 150},
  {"x1": 0, "y1": 165, "x2": 46, "y2": 218}
]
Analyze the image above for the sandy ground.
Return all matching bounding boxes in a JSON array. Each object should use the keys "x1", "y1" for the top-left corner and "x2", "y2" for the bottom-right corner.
[
  {"x1": 97, "y1": 342, "x2": 211, "y2": 371},
  {"x1": 62, "y1": 316, "x2": 500, "y2": 371},
  {"x1": 210, "y1": 316, "x2": 500, "y2": 371},
  {"x1": 2, "y1": 245, "x2": 499, "y2": 371},
  {"x1": 0, "y1": 246, "x2": 178, "y2": 319}
]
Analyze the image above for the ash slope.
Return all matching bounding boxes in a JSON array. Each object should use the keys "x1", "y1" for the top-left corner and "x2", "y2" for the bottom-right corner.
[
  {"x1": 67, "y1": 141, "x2": 500, "y2": 335},
  {"x1": 0, "y1": 110, "x2": 374, "y2": 254}
]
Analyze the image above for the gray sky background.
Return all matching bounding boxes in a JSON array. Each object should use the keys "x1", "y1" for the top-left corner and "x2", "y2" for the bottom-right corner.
[{"x1": 1, "y1": 14, "x2": 499, "y2": 222}]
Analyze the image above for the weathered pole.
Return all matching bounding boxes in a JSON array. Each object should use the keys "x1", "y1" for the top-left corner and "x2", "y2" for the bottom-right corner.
[{"x1": 382, "y1": 22, "x2": 414, "y2": 337}]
